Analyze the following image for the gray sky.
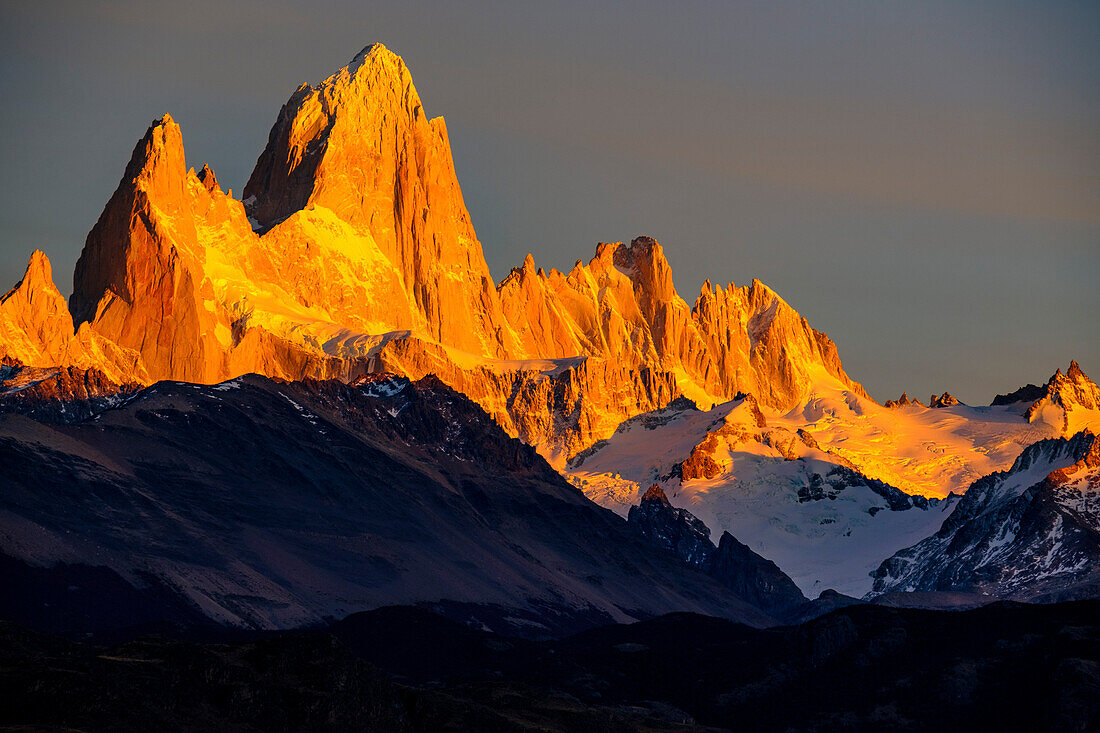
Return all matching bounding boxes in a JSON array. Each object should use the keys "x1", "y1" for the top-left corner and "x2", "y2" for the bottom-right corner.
[{"x1": 1, "y1": 0, "x2": 1097, "y2": 403}]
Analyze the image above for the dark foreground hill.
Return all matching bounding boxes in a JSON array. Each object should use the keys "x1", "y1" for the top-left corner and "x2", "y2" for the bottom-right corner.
[
  {"x1": 1, "y1": 601, "x2": 1097, "y2": 732},
  {"x1": 0, "y1": 373, "x2": 770, "y2": 637}
]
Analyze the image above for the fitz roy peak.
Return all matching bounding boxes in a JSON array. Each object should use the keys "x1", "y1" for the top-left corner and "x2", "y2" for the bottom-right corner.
[{"x1": 0, "y1": 44, "x2": 865, "y2": 465}]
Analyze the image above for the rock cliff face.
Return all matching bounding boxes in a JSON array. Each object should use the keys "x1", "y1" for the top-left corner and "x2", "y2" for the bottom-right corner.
[
  {"x1": 497, "y1": 238, "x2": 866, "y2": 411},
  {"x1": 2, "y1": 43, "x2": 869, "y2": 462},
  {"x1": 1, "y1": 251, "x2": 74, "y2": 367},
  {"x1": 70, "y1": 113, "x2": 243, "y2": 384},
  {"x1": 0, "y1": 251, "x2": 147, "y2": 384},
  {"x1": 244, "y1": 44, "x2": 516, "y2": 359}
]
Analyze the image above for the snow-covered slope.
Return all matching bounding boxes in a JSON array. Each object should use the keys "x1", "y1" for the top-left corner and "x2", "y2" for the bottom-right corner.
[
  {"x1": 870, "y1": 430, "x2": 1100, "y2": 601},
  {"x1": 568, "y1": 364, "x2": 1100, "y2": 597},
  {"x1": 768, "y1": 365, "x2": 1074, "y2": 499},
  {"x1": 568, "y1": 395, "x2": 957, "y2": 598}
]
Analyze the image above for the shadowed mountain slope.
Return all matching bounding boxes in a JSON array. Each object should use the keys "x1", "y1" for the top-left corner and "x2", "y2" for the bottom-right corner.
[{"x1": 0, "y1": 373, "x2": 770, "y2": 636}]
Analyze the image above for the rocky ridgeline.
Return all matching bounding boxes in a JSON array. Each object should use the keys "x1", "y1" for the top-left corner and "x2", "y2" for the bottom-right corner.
[
  {"x1": 0, "y1": 373, "x2": 771, "y2": 633},
  {"x1": 929, "y1": 392, "x2": 961, "y2": 408},
  {"x1": 1025, "y1": 361, "x2": 1100, "y2": 431},
  {"x1": 886, "y1": 364, "x2": 1099, "y2": 432},
  {"x1": 884, "y1": 392, "x2": 924, "y2": 408}
]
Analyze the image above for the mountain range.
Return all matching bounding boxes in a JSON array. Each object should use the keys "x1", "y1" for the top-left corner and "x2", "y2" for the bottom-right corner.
[
  {"x1": 0, "y1": 44, "x2": 864, "y2": 466},
  {"x1": 1, "y1": 43, "x2": 1098, "y2": 637}
]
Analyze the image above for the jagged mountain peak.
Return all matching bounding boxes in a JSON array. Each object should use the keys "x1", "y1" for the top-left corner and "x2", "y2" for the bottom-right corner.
[
  {"x1": 0, "y1": 249, "x2": 147, "y2": 384},
  {"x1": 1026, "y1": 361, "x2": 1100, "y2": 435},
  {"x1": 1055, "y1": 360, "x2": 1092, "y2": 389},
  {"x1": 0, "y1": 250, "x2": 72, "y2": 367},
  {"x1": 243, "y1": 42, "x2": 514, "y2": 358},
  {"x1": 350, "y1": 42, "x2": 397, "y2": 64},
  {"x1": 325, "y1": 43, "x2": 420, "y2": 115},
  {"x1": 243, "y1": 42, "x2": 426, "y2": 232},
  {"x1": 134, "y1": 114, "x2": 186, "y2": 182},
  {"x1": 614, "y1": 236, "x2": 680, "y2": 307},
  {"x1": 641, "y1": 483, "x2": 671, "y2": 505},
  {"x1": 70, "y1": 111, "x2": 190, "y2": 325},
  {"x1": 196, "y1": 163, "x2": 219, "y2": 192},
  {"x1": 2, "y1": 250, "x2": 54, "y2": 302},
  {"x1": 68, "y1": 108, "x2": 243, "y2": 383},
  {"x1": 884, "y1": 392, "x2": 925, "y2": 409},
  {"x1": 929, "y1": 392, "x2": 960, "y2": 408}
]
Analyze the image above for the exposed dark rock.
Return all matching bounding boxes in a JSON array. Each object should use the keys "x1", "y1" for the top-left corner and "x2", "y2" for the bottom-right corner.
[
  {"x1": 628, "y1": 484, "x2": 714, "y2": 568},
  {"x1": 710, "y1": 532, "x2": 808, "y2": 615},
  {"x1": 628, "y1": 484, "x2": 807, "y2": 617},
  {"x1": 992, "y1": 382, "x2": 1046, "y2": 406},
  {"x1": 795, "y1": 465, "x2": 929, "y2": 510},
  {"x1": 0, "y1": 361, "x2": 139, "y2": 422}
]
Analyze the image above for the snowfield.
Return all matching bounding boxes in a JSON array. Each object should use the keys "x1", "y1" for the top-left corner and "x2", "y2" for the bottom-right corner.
[{"x1": 567, "y1": 369, "x2": 1099, "y2": 597}]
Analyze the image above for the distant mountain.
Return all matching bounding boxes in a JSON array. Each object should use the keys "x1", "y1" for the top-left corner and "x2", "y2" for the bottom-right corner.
[
  {"x1": 2, "y1": 44, "x2": 1093, "y2": 485},
  {"x1": 1024, "y1": 360, "x2": 1100, "y2": 436},
  {"x1": 870, "y1": 430, "x2": 1100, "y2": 602},
  {"x1": 0, "y1": 374, "x2": 771, "y2": 636}
]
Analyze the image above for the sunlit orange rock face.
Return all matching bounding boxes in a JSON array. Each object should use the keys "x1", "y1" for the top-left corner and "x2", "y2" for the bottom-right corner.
[
  {"x1": 2, "y1": 43, "x2": 869, "y2": 462},
  {"x1": 1, "y1": 251, "x2": 147, "y2": 384},
  {"x1": 2, "y1": 251, "x2": 77, "y2": 367},
  {"x1": 497, "y1": 236, "x2": 865, "y2": 405},
  {"x1": 1026, "y1": 360, "x2": 1100, "y2": 435},
  {"x1": 244, "y1": 44, "x2": 515, "y2": 359},
  {"x1": 70, "y1": 114, "x2": 233, "y2": 383}
]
